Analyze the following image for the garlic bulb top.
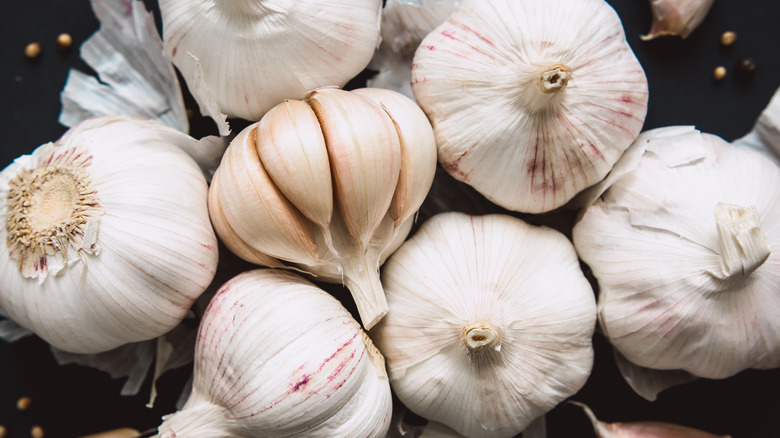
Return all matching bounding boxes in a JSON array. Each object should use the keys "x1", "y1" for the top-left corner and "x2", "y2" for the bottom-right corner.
[
  {"x1": 372, "y1": 212, "x2": 597, "y2": 438},
  {"x1": 641, "y1": 0, "x2": 715, "y2": 40},
  {"x1": 573, "y1": 126, "x2": 780, "y2": 379},
  {"x1": 0, "y1": 116, "x2": 218, "y2": 354},
  {"x1": 157, "y1": 269, "x2": 392, "y2": 438},
  {"x1": 208, "y1": 87, "x2": 437, "y2": 329},
  {"x1": 159, "y1": 0, "x2": 383, "y2": 123},
  {"x1": 411, "y1": 0, "x2": 648, "y2": 213}
]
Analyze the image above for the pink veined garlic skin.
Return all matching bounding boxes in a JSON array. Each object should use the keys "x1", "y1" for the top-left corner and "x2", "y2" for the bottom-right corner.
[
  {"x1": 411, "y1": 0, "x2": 648, "y2": 213},
  {"x1": 157, "y1": 269, "x2": 392, "y2": 438}
]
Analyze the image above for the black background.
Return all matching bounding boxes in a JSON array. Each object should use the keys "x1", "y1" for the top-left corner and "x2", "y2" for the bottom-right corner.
[{"x1": 1, "y1": 0, "x2": 780, "y2": 437}]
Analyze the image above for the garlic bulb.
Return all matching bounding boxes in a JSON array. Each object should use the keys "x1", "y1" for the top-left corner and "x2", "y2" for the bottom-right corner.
[
  {"x1": 641, "y1": 0, "x2": 715, "y2": 41},
  {"x1": 372, "y1": 212, "x2": 597, "y2": 438},
  {"x1": 411, "y1": 0, "x2": 648, "y2": 213},
  {"x1": 159, "y1": 0, "x2": 383, "y2": 123},
  {"x1": 157, "y1": 269, "x2": 392, "y2": 438},
  {"x1": 0, "y1": 116, "x2": 218, "y2": 354},
  {"x1": 208, "y1": 87, "x2": 437, "y2": 329},
  {"x1": 573, "y1": 126, "x2": 780, "y2": 379},
  {"x1": 570, "y1": 401, "x2": 731, "y2": 438}
]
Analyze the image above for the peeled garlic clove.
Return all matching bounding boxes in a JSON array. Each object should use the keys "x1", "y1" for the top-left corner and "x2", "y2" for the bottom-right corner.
[
  {"x1": 372, "y1": 212, "x2": 597, "y2": 438},
  {"x1": 0, "y1": 116, "x2": 218, "y2": 354},
  {"x1": 641, "y1": 0, "x2": 715, "y2": 41},
  {"x1": 352, "y1": 87, "x2": 438, "y2": 228},
  {"x1": 411, "y1": 0, "x2": 648, "y2": 213},
  {"x1": 210, "y1": 122, "x2": 319, "y2": 265},
  {"x1": 255, "y1": 100, "x2": 335, "y2": 247},
  {"x1": 570, "y1": 401, "x2": 730, "y2": 438},
  {"x1": 157, "y1": 269, "x2": 392, "y2": 438},
  {"x1": 573, "y1": 127, "x2": 780, "y2": 379},
  {"x1": 159, "y1": 0, "x2": 383, "y2": 122},
  {"x1": 306, "y1": 88, "x2": 402, "y2": 251}
]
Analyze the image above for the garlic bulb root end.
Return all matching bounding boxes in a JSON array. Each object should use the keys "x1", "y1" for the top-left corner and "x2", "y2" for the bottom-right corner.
[
  {"x1": 714, "y1": 202, "x2": 770, "y2": 278},
  {"x1": 462, "y1": 321, "x2": 501, "y2": 352},
  {"x1": 537, "y1": 63, "x2": 572, "y2": 94}
]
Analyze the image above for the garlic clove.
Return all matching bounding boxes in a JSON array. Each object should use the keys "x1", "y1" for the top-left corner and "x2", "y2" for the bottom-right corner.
[
  {"x1": 411, "y1": 0, "x2": 648, "y2": 213},
  {"x1": 306, "y1": 88, "x2": 402, "y2": 252},
  {"x1": 569, "y1": 401, "x2": 731, "y2": 438},
  {"x1": 255, "y1": 99, "x2": 336, "y2": 251},
  {"x1": 210, "y1": 123, "x2": 319, "y2": 265},
  {"x1": 641, "y1": 0, "x2": 715, "y2": 41},
  {"x1": 207, "y1": 166, "x2": 286, "y2": 268},
  {"x1": 352, "y1": 87, "x2": 438, "y2": 229}
]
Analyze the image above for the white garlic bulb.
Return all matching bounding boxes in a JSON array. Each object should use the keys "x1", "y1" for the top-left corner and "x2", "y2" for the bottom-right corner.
[
  {"x1": 573, "y1": 126, "x2": 780, "y2": 379},
  {"x1": 372, "y1": 212, "x2": 597, "y2": 438},
  {"x1": 157, "y1": 269, "x2": 392, "y2": 438},
  {"x1": 411, "y1": 0, "x2": 648, "y2": 213},
  {"x1": 208, "y1": 87, "x2": 437, "y2": 329},
  {"x1": 641, "y1": 0, "x2": 715, "y2": 40},
  {"x1": 0, "y1": 116, "x2": 218, "y2": 354},
  {"x1": 159, "y1": 0, "x2": 383, "y2": 123}
]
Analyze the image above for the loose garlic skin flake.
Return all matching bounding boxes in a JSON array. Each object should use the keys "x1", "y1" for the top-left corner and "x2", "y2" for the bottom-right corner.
[
  {"x1": 209, "y1": 87, "x2": 437, "y2": 330},
  {"x1": 372, "y1": 212, "x2": 597, "y2": 438},
  {"x1": 574, "y1": 127, "x2": 780, "y2": 379},
  {"x1": 159, "y1": 0, "x2": 383, "y2": 122},
  {"x1": 157, "y1": 269, "x2": 392, "y2": 438},
  {"x1": 0, "y1": 116, "x2": 218, "y2": 354},
  {"x1": 411, "y1": 0, "x2": 648, "y2": 213}
]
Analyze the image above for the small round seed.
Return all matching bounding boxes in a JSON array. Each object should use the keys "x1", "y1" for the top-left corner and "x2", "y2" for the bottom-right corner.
[
  {"x1": 720, "y1": 31, "x2": 737, "y2": 46},
  {"x1": 30, "y1": 425, "x2": 45, "y2": 438},
  {"x1": 16, "y1": 396, "x2": 33, "y2": 411},
  {"x1": 25, "y1": 42, "x2": 41, "y2": 59},
  {"x1": 713, "y1": 66, "x2": 727, "y2": 81},
  {"x1": 736, "y1": 57, "x2": 757, "y2": 76},
  {"x1": 0, "y1": 424, "x2": 7, "y2": 438},
  {"x1": 56, "y1": 33, "x2": 73, "y2": 50}
]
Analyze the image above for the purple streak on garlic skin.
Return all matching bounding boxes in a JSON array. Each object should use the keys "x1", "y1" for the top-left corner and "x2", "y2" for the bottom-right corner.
[{"x1": 641, "y1": 0, "x2": 715, "y2": 40}]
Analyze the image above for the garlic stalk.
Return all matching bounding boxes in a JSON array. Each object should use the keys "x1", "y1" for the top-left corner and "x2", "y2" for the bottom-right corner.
[
  {"x1": 570, "y1": 401, "x2": 731, "y2": 437},
  {"x1": 641, "y1": 0, "x2": 715, "y2": 41},
  {"x1": 573, "y1": 126, "x2": 780, "y2": 380},
  {"x1": 411, "y1": 0, "x2": 648, "y2": 213},
  {"x1": 372, "y1": 212, "x2": 597, "y2": 438},
  {"x1": 368, "y1": 0, "x2": 461, "y2": 99},
  {"x1": 159, "y1": 0, "x2": 383, "y2": 123},
  {"x1": 157, "y1": 269, "x2": 392, "y2": 438},
  {"x1": 0, "y1": 116, "x2": 218, "y2": 354},
  {"x1": 208, "y1": 87, "x2": 437, "y2": 329}
]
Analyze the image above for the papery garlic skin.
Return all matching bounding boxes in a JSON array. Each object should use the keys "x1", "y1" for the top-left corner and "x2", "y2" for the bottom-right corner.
[
  {"x1": 641, "y1": 0, "x2": 715, "y2": 40},
  {"x1": 372, "y1": 212, "x2": 597, "y2": 438},
  {"x1": 411, "y1": 0, "x2": 648, "y2": 213},
  {"x1": 157, "y1": 269, "x2": 392, "y2": 438},
  {"x1": 208, "y1": 87, "x2": 437, "y2": 330},
  {"x1": 0, "y1": 116, "x2": 218, "y2": 354},
  {"x1": 573, "y1": 127, "x2": 780, "y2": 379},
  {"x1": 159, "y1": 0, "x2": 382, "y2": 122}
]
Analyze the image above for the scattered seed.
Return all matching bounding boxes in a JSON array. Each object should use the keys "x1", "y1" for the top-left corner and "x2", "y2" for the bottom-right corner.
[
  {"x1": 25, "y1": 42, "x2": 41, "y2": 59},
  {"x1": 736, "y1": 57, "x2": 757, "y2": 77},
  {"x1": 31, "y1": 425, "x2": 45, "y2": 438},
  {"x1": 186, "y1": 108, "x2": 195, "y2": 119},
  {"x1": 720, "y1": 31, "x2": 737, "y2": 47},
  {"x1": 713, "y1": 66, "x2": 727, "y2": 81},
  {"x1": 0, "y1": 424, "x2": 7, "y2": 438},
  {"x1": 57, "y1": 33, "x2": 73, "y2": 50},
  {"x1": 17, "y1": 396, "x2": 33, "y2": 411}
]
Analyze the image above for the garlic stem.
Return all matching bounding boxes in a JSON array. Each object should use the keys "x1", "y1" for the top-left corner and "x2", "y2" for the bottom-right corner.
[
  {"x1": 714, "y1": 202, "x2": 770, "y2": 279},
  {"x1": 344, "y1": 258, "x2": 388, "y2": 330},
  {"x1": 462, "y1": 321, "x2": 501, "y2": 352},
  {"x1": 537, "y1": 63, "x2": 572, "y2": 94}
]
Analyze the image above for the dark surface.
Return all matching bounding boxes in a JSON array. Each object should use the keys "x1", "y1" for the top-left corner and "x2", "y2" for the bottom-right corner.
[{"x1": 1, "y1": 0, "x2": 780, "y2": 437}]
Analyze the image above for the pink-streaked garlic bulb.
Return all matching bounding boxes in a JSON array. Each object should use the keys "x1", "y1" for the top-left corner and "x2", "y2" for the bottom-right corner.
[
  {"x1": 157, "y1": 269, "x2": 392, "y2": 438},
  {"x1": 208, "y1": 87, "x2": 437, "y2": 330},
  {"x1": 641, "y1": 0, "x2": 715, "y2": 40},
  {"x1": 411, "y1": 0, "x2": 648, "y2": 213},
  {"x1": 159, "y1": 0, "x2": 383, "y2": 124},
  {"x1": 574, "y1": 126, "x2": 780, "y2": 380},
  {"x1": 372, "y1": 212, "x2": 597, "y2": 438}
]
